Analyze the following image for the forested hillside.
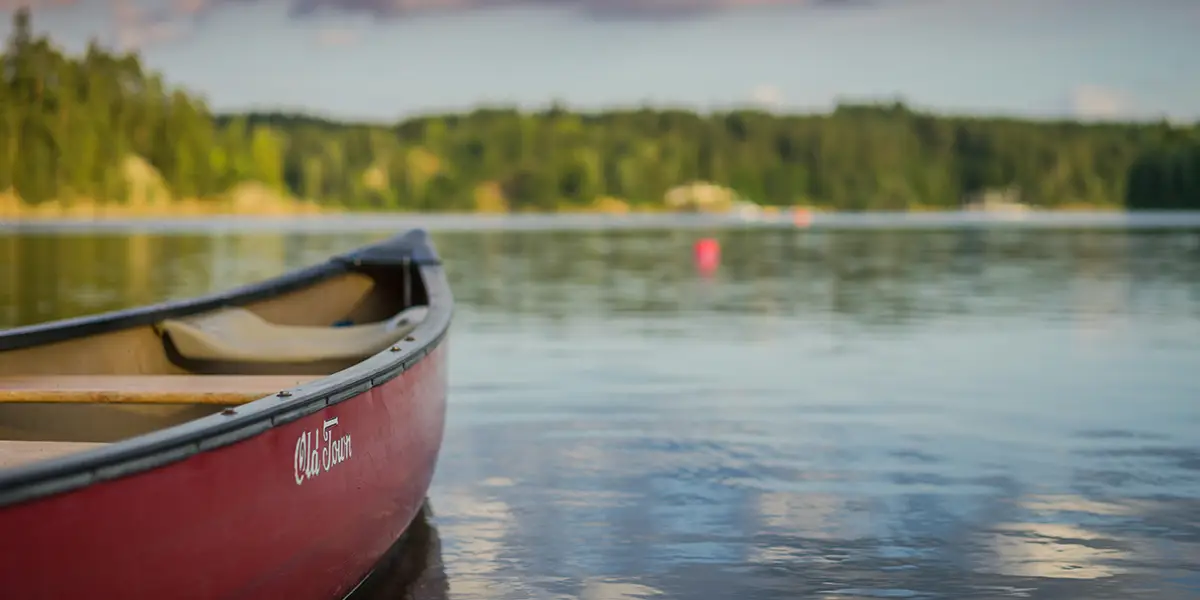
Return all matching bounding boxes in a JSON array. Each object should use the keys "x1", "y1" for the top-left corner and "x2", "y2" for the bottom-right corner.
[{"x1": 1, "y1": 8, "x2": 1196, "y2": 215}]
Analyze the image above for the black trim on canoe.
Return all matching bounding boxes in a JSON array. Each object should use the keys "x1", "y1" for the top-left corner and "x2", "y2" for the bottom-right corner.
[{"x1": 0, "y1": 229, "x2": 454, "y2": 508}]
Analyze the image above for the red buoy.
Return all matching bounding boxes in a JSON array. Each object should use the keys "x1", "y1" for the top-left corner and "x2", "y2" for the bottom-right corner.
[{"x1": 694, "y1": 238, "x2": 721, "y2": 273}]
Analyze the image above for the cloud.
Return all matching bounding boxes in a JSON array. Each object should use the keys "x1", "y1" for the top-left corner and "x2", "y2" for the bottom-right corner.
[
  {"x1": 87, "y1": 0, "x2": 873, "y2": 23},
  {"x1": 112, "y1": 0, "x2": 190, "y2": 49},
  {"x1": 749, "y1": 84, "x2": 783, "y2": 109},
  {"x1": 174, "y1": 0, "x2": 209, "y2": 14},
  {"x1": 3, "y1": 0, "x2": 874, "y2": 50},
  {"x1": 1069, "y1": 85, "x2": 1133, "y2": 120},
  {"x1": 288, "y1": 0, "x2": 871, "y2": 19},
  {"x1": 0, "y1": 0, "x2": 80, "y2": 10},
  {"x1": 314, "y1": 25, "x2": 359, "y2": 46}
]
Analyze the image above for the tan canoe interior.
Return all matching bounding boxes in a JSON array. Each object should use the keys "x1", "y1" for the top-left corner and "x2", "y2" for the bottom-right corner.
[{"x1": 0, "y1": 271, "x2": 424, "y2": 471}]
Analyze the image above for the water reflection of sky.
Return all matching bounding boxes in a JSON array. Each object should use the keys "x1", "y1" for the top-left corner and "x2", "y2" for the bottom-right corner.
[{"x1": 2, "y1": 226, "x2": 1199, "y2": 599}]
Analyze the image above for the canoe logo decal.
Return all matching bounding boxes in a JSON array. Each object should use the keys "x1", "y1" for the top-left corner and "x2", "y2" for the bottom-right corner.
[{"x1": 294, "y1": 417, "x2": 353, "y2": 485}]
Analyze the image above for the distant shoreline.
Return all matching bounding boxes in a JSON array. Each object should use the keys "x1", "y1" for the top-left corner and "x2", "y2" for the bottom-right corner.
[
  {"x1": 6, "y1": 6, "x2": 1196, "y2": 217},
  {"x1": 0, "y1": 202, "x2": 1121, "y2": 223},
  {"x1": 4, "y1": 209, "x2": 1200, "y2": 235}
]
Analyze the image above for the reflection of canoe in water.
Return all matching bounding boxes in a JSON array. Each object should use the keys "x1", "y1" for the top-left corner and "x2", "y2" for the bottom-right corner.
[
  {"x1": 349, "y1": 502, "x2": 449, "y2": 600},
  {"x1": 0, "y1": 229, "x2": 452, "y2": 600}
]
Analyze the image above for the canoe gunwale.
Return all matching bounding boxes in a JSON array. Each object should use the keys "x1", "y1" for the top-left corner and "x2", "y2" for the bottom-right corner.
[{"x1": 0, "y1": 229, "x2": 453, "y2": 509}]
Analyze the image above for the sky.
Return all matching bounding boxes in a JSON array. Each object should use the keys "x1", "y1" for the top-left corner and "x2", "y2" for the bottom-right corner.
[{"x1": 1, "y1": 0, "x2": 1198, "y2": 123}]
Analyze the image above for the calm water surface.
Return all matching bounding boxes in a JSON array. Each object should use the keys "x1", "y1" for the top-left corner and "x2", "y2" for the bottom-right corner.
[{"x1": 2, "y1": 225, "x2": 1200, "y2": 599}]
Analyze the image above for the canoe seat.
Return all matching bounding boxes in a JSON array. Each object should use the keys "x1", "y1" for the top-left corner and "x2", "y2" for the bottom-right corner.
[
  {"x1": 0, "y1": 375, "x2": 318, "y2": 405},
  {"x1": 0, "y1": 440, "x2": 107, "y2": 470},
  {"x1": 158, "y1": 305, "x2": 428, "y2": 365}
]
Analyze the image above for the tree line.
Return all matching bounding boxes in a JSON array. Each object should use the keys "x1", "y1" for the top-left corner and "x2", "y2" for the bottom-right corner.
[{"x1": 1, "y1": 8, "x2": 1197, "y2": 214}]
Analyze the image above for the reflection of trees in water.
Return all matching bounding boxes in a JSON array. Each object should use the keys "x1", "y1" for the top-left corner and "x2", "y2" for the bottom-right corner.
[
  {"x1": 434, "y1": 228, "x2": 1200, "y2": 329},
  {"x1": 2, "y1": 228, "x2": 1199, "y2": 329},
  {"x1": 0, "y1": 236, "x2": 18, "y2": 325},
  {"x1": 0, "y1": 232, "x2": 387, "y2": 327},
  {"x1": 0, "y1": 233, "x2": 216, "y2": 326}
]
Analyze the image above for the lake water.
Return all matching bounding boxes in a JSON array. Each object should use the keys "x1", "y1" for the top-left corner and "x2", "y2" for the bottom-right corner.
[{"x1": 2, "y1": 221, "x2": 1200, "y2": 599}]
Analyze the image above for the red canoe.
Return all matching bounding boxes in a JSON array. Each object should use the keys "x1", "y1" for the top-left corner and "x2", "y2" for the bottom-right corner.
[{"x1": 0, "y1": 229, "x2": 452, "y2": 600}]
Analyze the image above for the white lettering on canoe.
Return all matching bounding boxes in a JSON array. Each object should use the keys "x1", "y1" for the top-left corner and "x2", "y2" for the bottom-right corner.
[{"x1": 293, "y1": 417, "x2": 352, "y2": 485}]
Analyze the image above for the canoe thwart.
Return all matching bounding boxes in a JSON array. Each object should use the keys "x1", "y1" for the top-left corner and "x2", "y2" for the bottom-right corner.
[
  {"x1": 0, "y1": 375, "x2": 319, "y2": 405},
  {"x1": 158, "y1": 306, "x2": 428, "y2": 365}
]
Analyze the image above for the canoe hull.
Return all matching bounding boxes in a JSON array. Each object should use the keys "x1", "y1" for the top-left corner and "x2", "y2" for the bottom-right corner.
[{"x1": 0, "y1": 341, "x2": 448, "y2": 599}]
